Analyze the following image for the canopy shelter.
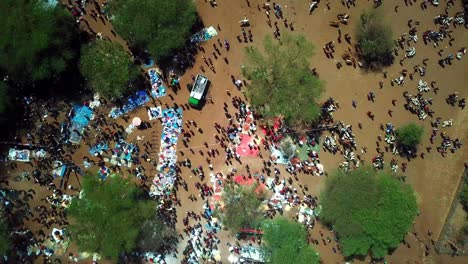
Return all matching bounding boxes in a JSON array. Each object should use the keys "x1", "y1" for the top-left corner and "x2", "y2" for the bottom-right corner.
[
  {"x1": 8, "y1": 149, "x2": 30, "y2": 162},
  {"x1": 190, "y1": 26, "x2": 218, "y2": 43}
]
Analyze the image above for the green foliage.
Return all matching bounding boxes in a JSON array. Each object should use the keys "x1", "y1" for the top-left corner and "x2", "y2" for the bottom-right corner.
[
  {"x1": 68, "y1": 175, "x2": 154, "y2": 260},
  {"x1": 80, "y1": 40, "x2": 138, "y2": 98},
  {"x1": 263, "y1": 218, "x2": 320, "y2": 264},
  {"x1": 217, "y1": 183, "x2": 265, "y2": 234},
  {"x1": 356, "y1": 9, "x2": 394, "y2": 67},
  {"x1": 279, "y1": 137, "x2": 296, "y2": 159},
  {"x1": 320, "y1": 167, "x2": 418, "y2": 258},
  {"x1": 110, "y1": 0, "x2": 197, "y2": 61},
  {"x1": 0, "y1": 82, "x2": 9, "y2": 114},
  {"x1": 137, "y1": 216, "x2": 177, "y2": 252},
  {"x1": 0, "y1": 215, "x2": 10, "y2": 255},
  {"x1": 0, "y1": 0, "x2": 75, "y2": 83},
  {"x1": 396, "y1": 123, "x2": 424, "y2": 148},
  {"x1": 460, "y1": 185, "x2": 468, "y2": 210},
  {"x1": 242, "y1": 34, "x2": 324, "y2": 126}
]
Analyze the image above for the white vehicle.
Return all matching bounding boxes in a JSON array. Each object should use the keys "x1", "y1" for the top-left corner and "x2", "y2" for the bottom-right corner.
[{"x1": 188, "y1": 75, "x2": 209, "y2": 108}]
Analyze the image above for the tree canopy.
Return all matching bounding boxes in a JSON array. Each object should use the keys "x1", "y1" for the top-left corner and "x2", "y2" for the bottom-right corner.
[
  {"x1": 356, "y1": 9, "x2": 394, "y2": 67},
  {"x1": 80, "y1": 40, "x2": 138, "y2": 98},
  {"x1": 262, "y1": 218, "x2": 320, "y2": 264},
  {"x1": 67, "y1": 175, "x2": 154, "y2": 260},
  {"x1": 0, "y1": 215, "x2": 10, "y2": 255},
  {"x1": 320, "y1": 167, "x2": 418, "y2": 258},
  {"x1": 216, "y1": 183, "x2": 265, "y2": 234},
  {"x1": 0, "y1": 0, "x2": 75, "y2": 83},
  {"x1": 109, "y1": 0, "x2": 197, "y2": 61},
  {"x1": 137, "y1": 215, "x2": 177, "y2": 252},
  {"x1": 242, "y1": 34, "x2": 324, "y2": 126},
  {"x1": 0, "y1": 82, "x2": 9, "y2": 114},
  {"x1": 396, "y1": 123, "x2": 424, "y2": 149},
  {"x1": 461, "y1": 185, "x2": 468, "y2": 210},
  {"x1": 460, "y1": 173, "x2": 468, "y2": 211}
]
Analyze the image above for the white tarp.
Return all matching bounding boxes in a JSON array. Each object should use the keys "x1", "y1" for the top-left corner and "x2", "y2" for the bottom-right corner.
[{"x1": 8, "y1": 149, "x2": 30, "y2": 162}]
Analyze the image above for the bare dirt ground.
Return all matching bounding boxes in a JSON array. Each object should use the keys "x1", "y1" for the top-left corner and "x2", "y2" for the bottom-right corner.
[
  {"x1": 191, "y1": 0, "x2": 468, "y2": 262},
  {"x1": 2, "y1": 0, "x2": 468, "y2": 263}
]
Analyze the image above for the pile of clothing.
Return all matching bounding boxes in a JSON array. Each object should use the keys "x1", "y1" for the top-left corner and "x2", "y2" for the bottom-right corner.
[
  {"x1": 148, "y1": 69, "x2": 167, "y2": 98},
  {"x1": 110, "y1": 140, "x2": 139, "y2": 167},
  {"x1": 151, "y1": 108, "x2": 183, "y2": 196}
]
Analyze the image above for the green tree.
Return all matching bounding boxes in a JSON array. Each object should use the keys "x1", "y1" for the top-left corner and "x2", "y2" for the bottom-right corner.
[
  {"x1": 263, "y1": 218, "x2": 320, "y2": 264},
  {"x1": 137, "y1": 216, "x2": 178, "y2": 252},
  {"x1": 396, "y1": 123, "x2": 424, "y2": 149},
  {"x1": 216, "y1": 183, "x2": 265, "y2": 234},
  {"x1": 356, "y1": 9, "x2": 394, "y2": 67},
  {"x1": 80, "y1": 40, "x2": 138, "y2": 98},
  {"x1": 0, "y1": 215, "x2": 10, "y2": 255},
  {"x1": 109, "y1": 0, "x2": 197, "y2": 61},
  {"x1": 320, "y1": 167, "x2": 418, "y2": 258},
  {"x1": 242, "y1": 34, "x2": 324, "y2": 126},
  {"x1": 460, "y1": 185, "x2": 468, "y2": 210},
  {"x1": 0, "y1": 0, "x2": 75, "y2": 83},
  {"x1": 68, "y1": 175, "x2": 154, "y2": 260}
]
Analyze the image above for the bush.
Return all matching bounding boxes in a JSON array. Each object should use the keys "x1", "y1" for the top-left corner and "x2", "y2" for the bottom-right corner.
[
  {"x1": 321, "y1": 167, "x2": 418, "y2": 258},
  {"x1": 396, "y1": 123, "x2": 424, "y2": 149},
  {"x1": 460, "y1": 185, "x2": 468, "y2": 210},
  {"x1": 356, "y1": 9, "x2": 394, "y2": 67},
  {"x1": 137, "y1": 216, "x2": 177, "y2": 252}
]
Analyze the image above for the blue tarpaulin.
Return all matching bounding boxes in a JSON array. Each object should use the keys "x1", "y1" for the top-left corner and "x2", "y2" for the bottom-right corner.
[
  {"x1": 190, "y1": 26, "x2": 218, "y2": 43},
  {"x1": 109, "y1": 90, "x2": 150, "y2": 119},
  {"x1": 89, "y1": 143, "x2": 109, "y2": 155},
  {"x1": 69, "y1": 105, "x2": 93, "y2": 144},
  {"x1": 71, "y1": 106, "x2": 93, "y2": 126}
]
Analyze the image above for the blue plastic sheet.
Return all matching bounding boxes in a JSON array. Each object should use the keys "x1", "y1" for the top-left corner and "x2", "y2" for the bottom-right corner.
[
  {"x1": 71, "y1": 106, "x2": 93, "y2": 126},
  {"x1": 89, "y1": 142, "x2": 109, "y2": 155},
  {"x1": 109, "y1": 90, "x2": 150, "y2": 119},
  {"x1": 190, "y1": 27, "x2": 218, "y2": 43},
  {"x1": 69, "y1": 105, "x2": 93, "y2": 144}
]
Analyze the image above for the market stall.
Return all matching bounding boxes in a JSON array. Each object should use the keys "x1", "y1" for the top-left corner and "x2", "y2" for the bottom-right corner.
[
  {"x1": 109, "y1": 90, "x2": 150, "y2": 119},
  {"x1": 150, "y1": 108, "x2": 183, "y2": 196}
]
